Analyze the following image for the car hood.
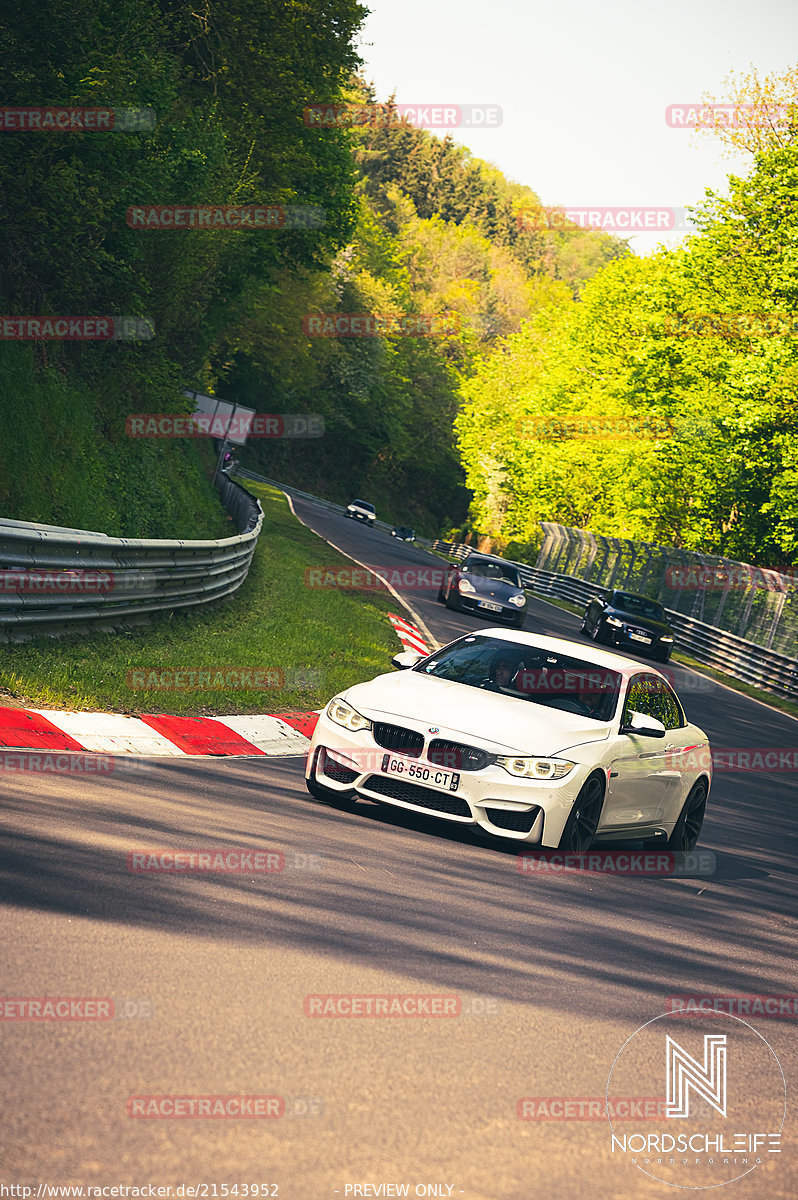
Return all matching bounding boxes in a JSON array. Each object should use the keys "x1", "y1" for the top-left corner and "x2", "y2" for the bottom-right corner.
[
  {"x1": 344, "y1": 671, "x2": 612, "y2": 756},
  {"x1": 607, "y1": 607, "x2": 673, "y2": 636},
  {"x1": 466, "y1": 576, "x2": 524, "y2": 600}
]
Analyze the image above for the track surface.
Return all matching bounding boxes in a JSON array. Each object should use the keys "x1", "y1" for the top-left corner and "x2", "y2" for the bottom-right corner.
[{"x1": 2, "y1": 497, "x2": 797, "y2": 1199}]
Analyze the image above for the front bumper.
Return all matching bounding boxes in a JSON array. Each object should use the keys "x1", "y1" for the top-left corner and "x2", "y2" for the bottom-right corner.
[
  {"x1": 305, "y1": 711, "x2": 589, "y2": 846},
  {"x1": 605, "y1": 625, "x2": 672, "y2": 657},
  {"x1": 454, "y1": 594, "x2": 526, "y2": 623}
]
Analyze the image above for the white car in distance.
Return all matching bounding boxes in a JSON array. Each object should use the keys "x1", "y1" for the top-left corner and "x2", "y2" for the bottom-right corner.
[{"x1": 305, "y1": 630, "x2": 711, "y2": 852}]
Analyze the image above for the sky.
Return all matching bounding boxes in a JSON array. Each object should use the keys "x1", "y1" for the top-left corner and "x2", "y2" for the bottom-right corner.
[{"x1": 355, "y1": 0, "x2": 798, "y2": 254}]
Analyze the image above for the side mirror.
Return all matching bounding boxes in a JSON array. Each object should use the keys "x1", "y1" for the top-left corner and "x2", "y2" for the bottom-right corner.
[
  {"x1": 391, "y1": 650, "x2": 424, "y2": 670},
  {"x1": 621, "y1": 710, "x2": 666, "y2": 739}
]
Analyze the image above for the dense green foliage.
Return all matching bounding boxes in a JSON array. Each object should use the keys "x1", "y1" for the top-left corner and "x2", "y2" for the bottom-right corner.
[
  {"x1": 7, "y1": 5, "x2": 789, "y2": 564},
  {"x1": 213, "y1": 86, "x2": 628, "y2": 533},
  {"x1": 457, "y1": 139, "x2": 798, "y2": 566},
  {"x1": 0, "y1": 0, "x2": 365, "y2": 532}
]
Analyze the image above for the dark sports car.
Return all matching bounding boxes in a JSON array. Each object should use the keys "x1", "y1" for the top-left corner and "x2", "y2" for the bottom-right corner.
[
  {"x1": 438, "y1": 553, "x2": 528, "y2": 627},
  {"x1": 581, "y1": 589, "x2": 675, "y2": 662}
]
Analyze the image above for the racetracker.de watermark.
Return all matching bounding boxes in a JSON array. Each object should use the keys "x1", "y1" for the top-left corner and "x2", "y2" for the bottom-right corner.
[
  {"x1": 0, "y1": 996, "x2": 152, "y2": 1020},
  {"x1": 302, "y1": 313, "x2": 460, "y2": 337},
  {"x1": 0, "y1": 569, "x2": 115, "y2": 594},
  {"x1": 304, "y1": 566, "x2": 445, "y2": 591},
  {"x1": 125, "y1": 413, "x2": 323, "y2": 438},
  {"x1": 304, "y1": 102, "x2": 502, "y2": 129},
  {"x1": 0, "y1": 753, "x2": 116, "y2": 776},
  {"x1": 1, "y1": 997, "x2": 114, "y2": 1020},
  {"x1": 516, "y1": 415, "x2": 674, "y2": 439},
  {"x1": 127, "y1": 849, "x2": 284, "y2": 873},
  {"x1": 126, "y1": 204, "x2": 325, "y2": 230},
  {"x1": 126, "y1": 1095, "x2": 284, "y2": 1119},
  {"x1": 516, "y1": 851, "x2": 716, "y2": 876},
  {"x1": 665, "y1": 103, "x2": 795, "y2": 128},
  {"x1": 302, "y1": 993, "x2": 498, "y2": 1018},
  {"x1": 0, "y1": 106, "x2": 155, "y2": 132},
  {"x1": 516, "y1": 206, "x2": 690, "y2": 233},
  {"x1": 518, "y1": 1097, "x2": 668, "y2": 1120},
  {"x1": 667, "y1": 995, "x2": 798, "y2": 1019},
  {"x1": 665, "y1": 565, "x2": 796, "y2": 591},
  {"x1": 126, "y1": 667, "x2": 285, "y2": 691},
  {"x1": 663, "y1": 312, "x2": 798, "y2": 337},
  {"x1": 0, "y1": 316, "x2": 154, "y2": 340}
]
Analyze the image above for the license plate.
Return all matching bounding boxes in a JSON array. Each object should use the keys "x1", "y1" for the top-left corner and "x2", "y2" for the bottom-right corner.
[
  {"x1": 477, "y1": 600, "x2": 503, "y2": 612},
  {"x1": 381, "y1": 753, "x2": 460, "y2": 792},
  {"x1": 629, "y1": 632, "x2": 652, "y2": 644}
]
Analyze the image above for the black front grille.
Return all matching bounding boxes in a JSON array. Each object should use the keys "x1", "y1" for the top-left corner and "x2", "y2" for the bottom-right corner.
[
  {"x1": 322, "y1": 754, "x2": 359, "y2": 784},
  {"x1": 485, "y1": 806, "x2": 541, "y2": 833},
  {"x1": 363, "y1": 775, "x2": 472, "y2": 818},
  {"x1": 372, "y1": 722, "x2": 424, "y2": 758},
  {"x1": 428, "y1": 739, "x2": 491, "y2": 771}
]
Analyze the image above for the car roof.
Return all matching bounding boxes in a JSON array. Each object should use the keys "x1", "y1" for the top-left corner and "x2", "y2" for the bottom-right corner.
[
  {"x1": 611, "y1": 589, "x2": 661, "y2": 602},
  {"x1": 459, "y1": 627, "x2": 668, "y2": 680},
  {"x1": 464, "y1": 552, "x2": 519, "y2": 565}
]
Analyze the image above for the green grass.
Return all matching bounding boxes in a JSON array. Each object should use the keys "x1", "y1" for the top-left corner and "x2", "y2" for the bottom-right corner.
[
  {"x1": 0, "y1": 344, "x2": 231, "y2": 539},
  {"x1": 532, "y1": 590, "x2": 798, "y2": 720},
  {"x1": 0, "y1": 484, "x2": 400, "y2": 715}
]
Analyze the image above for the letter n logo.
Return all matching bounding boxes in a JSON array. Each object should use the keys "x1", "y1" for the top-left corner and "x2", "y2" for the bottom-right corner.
[{"x1": 666, "y1": 1034, "x2": 727, "y2": 1118}]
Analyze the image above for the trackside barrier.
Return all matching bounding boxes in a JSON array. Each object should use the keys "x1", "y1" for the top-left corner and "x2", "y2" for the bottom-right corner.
[
  {"x1": 231, "y1": 475, "x2": 798, "y2": 703},
  {"x1": 0, "y1": 474, "x2": 262, "y2": 642},
  {"x1": 430, "y1": 540, "x2": 798, "y2": 703}
]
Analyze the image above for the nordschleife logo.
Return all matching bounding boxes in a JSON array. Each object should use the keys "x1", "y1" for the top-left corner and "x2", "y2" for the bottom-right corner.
[
  {"x1": 606, "y1": 1012, "x2": 785, "y2": 1188},
  {"x1": 666, "y1": 1033, "x2": 727, "y2": 1118}
]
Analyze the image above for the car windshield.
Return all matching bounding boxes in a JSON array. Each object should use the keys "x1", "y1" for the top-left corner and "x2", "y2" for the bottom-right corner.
[
  {"x1": 464, "y1": 560, "x2": 522, "y2": 586},
  {"x1": 612, "y1": 592, "x2": 666, "y2": 621},
  {"x1": 352, "y1": 500, "x2": 374, "y2": 511},
  {"x1": 416, "y1": 635, "x2": 622, "y2": 720}
]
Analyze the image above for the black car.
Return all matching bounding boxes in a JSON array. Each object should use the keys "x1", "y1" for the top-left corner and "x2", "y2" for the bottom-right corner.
[
  {"x1": 390, "y1": 525, "x2": 415, "y2": 541},
  {"x1": 581, "y1": 589, "x2": 675, "y2": 662},
  {"x1": 437, "y1": 553, "x2": 528, "y2": 627},
  {"x1": 344, "y1": 499, "x2": 376, "y2": 525}
]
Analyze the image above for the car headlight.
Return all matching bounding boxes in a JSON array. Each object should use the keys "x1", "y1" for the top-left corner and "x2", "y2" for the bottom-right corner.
[
  {"x1": 458, "y1": 578, "x2": 476, "y2": 594},
  {"x1": 326, "y1": 697, "x2": 373, "y2": 733},
  {"x1": 508, "y1": 593, "x2": 526, "y2": 607},
  {"x1": 495, "y1": 756, "x2": 575, "y2": 780},
  {"x1": 659, "y1": 635, "x2": 674, "y2": 642},
  {"x1": 605, "y1": 616, "x2": 623, "y2": 627}
]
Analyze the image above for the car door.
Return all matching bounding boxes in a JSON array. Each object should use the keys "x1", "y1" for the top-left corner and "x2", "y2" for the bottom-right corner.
[{"x1": 603, "y1": 673, "x2": 683, "y2": 830}]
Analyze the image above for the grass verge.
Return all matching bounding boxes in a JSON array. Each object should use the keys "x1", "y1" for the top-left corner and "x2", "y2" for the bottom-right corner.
[{"x1": 0, "y1": 483, "x2": 400, "y2": 715}]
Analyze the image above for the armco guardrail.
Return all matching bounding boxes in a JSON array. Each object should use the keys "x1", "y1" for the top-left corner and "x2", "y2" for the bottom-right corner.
[
  {"x1": 0, "y1": 473, "x2": 262, "y2": 642},
  {"x1": 235, "y1": 467, "x2": 437, "y2": 548},
  {"x1": 430, "y1": 543, "x2": 798, "y2": 703}
]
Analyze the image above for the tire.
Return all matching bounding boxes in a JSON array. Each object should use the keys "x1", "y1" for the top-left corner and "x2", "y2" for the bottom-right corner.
[
  {"x1": 444, "y1": 581, "x2": 459, "y2": 610},
  {"x1": 656, "y1": 648, "x2": 672, "y2": 664},
  {"x1": 665, "y1": 779, "x2": 707, "y2": 852},
  {"x1": 590, "y1": 618, "x2": 603, "y2": 642},
  {"x1": 437, "y1": 584, "x2": 446, "y2": 602},
  {"x1": 579, "y1": 614, "x2": 589, "y2": 632},
  {"x1": 557, "y1": 775, "x2": 604, "y2": 852},
  {"x1": 512, "y1": 613, "x2": 526, "y2": 628}
]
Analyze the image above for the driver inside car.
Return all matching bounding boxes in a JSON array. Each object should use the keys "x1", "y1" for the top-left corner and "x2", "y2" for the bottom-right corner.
[{"x1": 482, "y1": 654, "x2": 519, "y2": 692}]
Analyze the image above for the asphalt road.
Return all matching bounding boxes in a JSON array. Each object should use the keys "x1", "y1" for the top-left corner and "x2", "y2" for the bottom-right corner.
[{"x1": 2, "y1": 496, "x2": 796, "y2": 1199}]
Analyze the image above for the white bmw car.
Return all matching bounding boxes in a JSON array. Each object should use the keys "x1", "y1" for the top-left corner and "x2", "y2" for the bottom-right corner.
[{"x1": 305, "y1": 630, "x2": 711, "y2": 851}]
